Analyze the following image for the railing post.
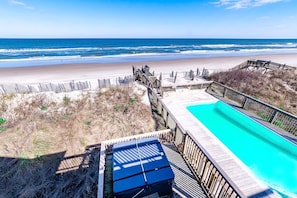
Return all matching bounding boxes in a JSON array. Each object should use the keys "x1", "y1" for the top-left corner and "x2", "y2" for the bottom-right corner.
[
  {"x1": 165, "y1": 111, "x2": 169, "y2": 128},
  {"x1": 242, "y1": 97, "x2": 248, "y2": 109},
  {"x1": 269, "y1": 110, "x2": 279, "y2": 123},
  {"x1": 222, "y1": 87, "x2": 227, "y2": 98}
]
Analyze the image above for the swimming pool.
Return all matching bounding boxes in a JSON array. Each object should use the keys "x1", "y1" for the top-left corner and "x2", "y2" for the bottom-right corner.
[{"x1": 187, "y1": 101, "x2": 297, "y2": 197}]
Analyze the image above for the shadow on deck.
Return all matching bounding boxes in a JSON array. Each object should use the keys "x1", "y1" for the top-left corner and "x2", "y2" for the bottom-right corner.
[
  {"x1": 162, "y1": 143, "x2": 207, "y2": 198},
  {"x1": 103, "y1": 142, "x2": 207, "y2": 198}
]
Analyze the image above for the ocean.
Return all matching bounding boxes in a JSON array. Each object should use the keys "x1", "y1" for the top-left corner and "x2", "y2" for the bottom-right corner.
[{"x1": 0, "y1": 38, "x2": 297, "y2": 68}]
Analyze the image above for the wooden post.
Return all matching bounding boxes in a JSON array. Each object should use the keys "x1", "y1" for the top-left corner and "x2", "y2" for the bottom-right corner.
[
  {"x1": 39, "y1": 83, "x2": 42, "y2": 92},
  {"x1": 107, "y1": 79, "x2": 111, "y2": 87},
  {"x1": 222, "y1": 87, "x2": 227, "y2": 98},
  {"x1": 88, "y1": 81, "x2": 91, "y2": 90},
  {"x1": 15, "y1": 84, "x2": 19, "y2": 93},
  {"x1": 50, "y1": 83, "x2": 54, "y2": 91},
  {"x1": 196, "y1": 68, "x2": 200, "y2": 76},
  {"x1": 190, "y1": 70, "x2": 194, "y2": 81},
  {"x1": 98, "y1": 79, "x2": 101, "y2": 88},
  {"x1": 132, "y1": 65, "x2": 135, "y2": 75},
  {"x1": 174, "y1": 72, "x2": 177, "y2": 83},
  {"x1": 103, "y1": 79, "x2": 107, "y2": 88},
  {"x1": 242, "y1": 97, "x2": 248, "y2": 109},
  {"x1": 0, "y1": 84, "x2": 5, "y2": 94},
  {"x1": 269, "y1": 110, "x2": 279, "y2": 124}
]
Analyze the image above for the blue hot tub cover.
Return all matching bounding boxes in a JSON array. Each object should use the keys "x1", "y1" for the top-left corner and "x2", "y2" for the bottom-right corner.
[{"x1": 113, "y1": 137, "x2": 174, "y2": 198}]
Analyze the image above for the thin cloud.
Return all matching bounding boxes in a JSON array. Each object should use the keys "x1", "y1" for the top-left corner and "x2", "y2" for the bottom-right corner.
[
  {"x1": 9, "y1": 0, "x2": 34, "y2": 10},
  {"x1": 213, "y1": 0, "x2": 286, "y2": 9},
  {"x1": 257, "y1": 15, "x2": 271, "y2": 19}
]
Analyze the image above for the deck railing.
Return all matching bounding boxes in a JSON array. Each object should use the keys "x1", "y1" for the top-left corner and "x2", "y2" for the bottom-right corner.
[
  {"x1": 133, "y1": 66, "x2": 212, "y2": 97},
  {"x1": 104, "y1": 66, "x2": 245, "y2": 198},
  {"x1": 183, "y1": 134, "x2": 243, "y2": 198},
  {"x1": 206, "y1": 81, "x2": 297, "y2": 136},
  {"x1": 231, "y1": 59, "x2": 295, "y2": 71},
  {"x1": 98, "y1": 64, "x2": 297, "y2": 198},
  {"x1": 97, "y1": 113, "x2": 244, "y2": 198},
  {"x1": 148, "y1": 85, "x2": 244, "y2": 198}
]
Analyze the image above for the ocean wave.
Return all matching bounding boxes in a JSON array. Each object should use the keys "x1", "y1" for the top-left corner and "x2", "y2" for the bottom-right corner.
[
  {"x1": 199, "y1": 43, "x2": 297, "y2": 49},
  {"x1": 0, "y1": 45, "x2": 188, "y2": 55},
  {"x1": 199, "y1": 44, "x2": 240, "y2": 48},
  {"x1": 0, "y1": 47, "x2": 104, "y2": 53},
  {"x1": 1, "y1": 47, "x2": 297, "y2": 63},
  {"x1": 105, "y1": 45, "x2": 192, "y2": 51},
  {"x1": 0, "y1": 55, "x2": 82, "y2": 62},
  {"x1": 0, "y1": 52, "x2": 171, "y2": 62},
  {"x1": 95, "y1": 43, "x2": 297, "y2": 52},
  {"x1": 1, "y1": 46, "x2": 297, "y2": 66},
  {"x1": 180, "y1": 50, "x2": 227, "y2": 54},
  {"x1": 116, "y1": 52, "x2": 167, "y2": 57},
  {"x1": 248, "y1": 43, "x2": 297, "y2": 48},
  {"x1": 1, "y1": 43, "x2": 296, "y2": 55},
  {"x1": 239, "y1": 48, "x2": 297, "y2": 52}
]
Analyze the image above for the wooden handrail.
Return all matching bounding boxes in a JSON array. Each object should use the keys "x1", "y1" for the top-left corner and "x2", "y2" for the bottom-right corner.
[
  {"x1": 206, "y1": 81, "x2": 297, "y2": 136},
  {"x1": 130, "y1": 66, "x2": 245, "y2": 197},
  {"x1": 208, "y1": 81, "x2": 297, "y2": 120}
]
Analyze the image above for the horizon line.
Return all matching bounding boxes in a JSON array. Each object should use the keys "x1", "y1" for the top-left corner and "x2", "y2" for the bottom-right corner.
[{"x1": 1, "y1": 37, "x2": 297, "y2": 39}]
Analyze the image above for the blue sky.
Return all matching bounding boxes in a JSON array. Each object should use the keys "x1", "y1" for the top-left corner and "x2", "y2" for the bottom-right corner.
[{"x1": 0, "y1": 0, "x2": 296, "y2": 38}]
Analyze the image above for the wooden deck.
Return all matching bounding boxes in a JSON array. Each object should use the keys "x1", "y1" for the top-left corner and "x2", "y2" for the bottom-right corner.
[
  {"x1": 162, "y1": 143, "x2": 207, "y2": 198},
  {"x1": 162, "y1": 89, "x2": 280, "y2": 198},
  {"x1": 103, "y1": 141, "x2": 207, "y2": 198}
]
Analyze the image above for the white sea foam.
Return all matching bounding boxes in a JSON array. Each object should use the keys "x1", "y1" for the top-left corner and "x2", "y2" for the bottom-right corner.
[
  {"x1": 110, "y1": 45, "x2": 190, "y2": 50},
  {"x1": 1, "y1": 45, "x2": 297, "y2": 69},
  {"x1": 0, "y1": 47, "x2": 103, "y2": 53},
  {"x1": 0, "y1": 55, "x2": 82, "y2": 62},
  {"x1": 200, "y1": 44, "x2": 239, "y2": 48},
  {"x1": 200, "y1": 43, "x2": 297, "y2": 49},
  {"x1": 240, "y1": 48, "x2": 297, "y2": 53},
  {"x1": 180, "y1": 50, "x2": 227, "y2": 54},
  {"x1": 1, "y1": 47, "x2": 297, "y2": 64},
  {"x1": 0, "y1": 43, "x2": 296, "y2": 55},
  {"x1": 116, "y1": 52, "x2": 168, "y2": 57}
]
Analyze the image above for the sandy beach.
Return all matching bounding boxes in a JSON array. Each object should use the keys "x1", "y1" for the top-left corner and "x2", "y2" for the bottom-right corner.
[{"x1": 0, "y1": 53, "x2": 297, "y2": 84}]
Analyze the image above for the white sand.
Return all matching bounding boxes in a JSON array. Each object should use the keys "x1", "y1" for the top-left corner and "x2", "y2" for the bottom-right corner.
[{"x1": 0, "y1": 53, "x2": 297, "y2": 84}]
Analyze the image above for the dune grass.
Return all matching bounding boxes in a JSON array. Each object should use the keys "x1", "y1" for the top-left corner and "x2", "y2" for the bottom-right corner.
[
  {"x1": 0, "y1": 84, "x2": 155, "y2": 197},
  {"x1": 208, "y1": 69, "x2": 297, "y2": 115}
]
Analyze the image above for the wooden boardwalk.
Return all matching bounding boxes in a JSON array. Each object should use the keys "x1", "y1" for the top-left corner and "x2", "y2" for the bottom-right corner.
[
  {"x1": 162, "y1": 89, "x2": 280, "y2": 198},
  {"x1": 231, "y1": 59, "x2": 296, "y2": 73},
  {"x1": 162, "y1": 143, "x2": 207, "y2": 198}
]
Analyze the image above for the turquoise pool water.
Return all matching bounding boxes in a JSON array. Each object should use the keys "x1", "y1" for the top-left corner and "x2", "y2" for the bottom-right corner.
[{"x1": 187, "y1": 101, "x2": 297, "y2": 197}]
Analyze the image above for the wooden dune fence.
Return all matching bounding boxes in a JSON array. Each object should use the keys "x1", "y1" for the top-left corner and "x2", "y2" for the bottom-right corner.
[{"x1": 0, "y1": 75, "x2": 134, "y2": 94}]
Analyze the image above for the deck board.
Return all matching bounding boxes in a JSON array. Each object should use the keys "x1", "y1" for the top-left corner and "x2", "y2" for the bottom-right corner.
[{"x1": 162, "y1": 143, "x2": 207, "y2": 198}]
